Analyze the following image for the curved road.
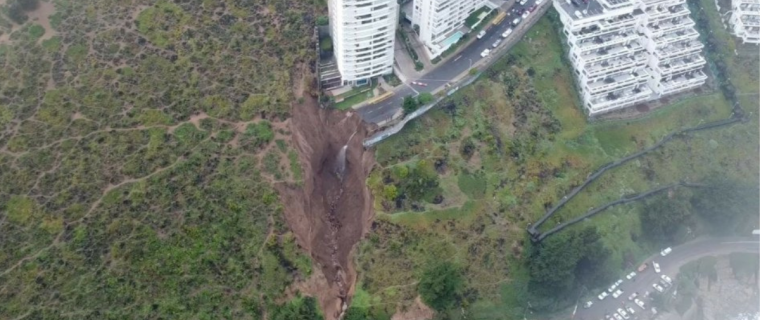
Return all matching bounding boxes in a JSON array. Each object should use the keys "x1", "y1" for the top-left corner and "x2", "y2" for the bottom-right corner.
[
  {"x1": 577, "y1": 237, "x2": 759, "y2": 320},
  {"x1": 356, "y1": 0, "x2": 545, "y2": 124}
]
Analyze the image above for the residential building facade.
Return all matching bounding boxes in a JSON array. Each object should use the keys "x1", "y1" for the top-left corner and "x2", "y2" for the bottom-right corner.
[
  {"x1": 412, "y1": 0, "x2": 488, "y2": 58},
  {"x1": 730, "y1": 0, "x2": 760, "y2": 44},
  {"x1": 328, "y1": 0, "x2": 399, "y2": 85},
  {"x1": 554, "y1": 0, "x2": 707, "y2": 115}
]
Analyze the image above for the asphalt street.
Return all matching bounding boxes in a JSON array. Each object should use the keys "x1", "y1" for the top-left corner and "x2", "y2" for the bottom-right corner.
[
  {"x1": 576, "y1": 237, "x2": 760, "y2": 320},
  {"x1": 356, "y1": 0, "x2": 541, "y2": 124}
]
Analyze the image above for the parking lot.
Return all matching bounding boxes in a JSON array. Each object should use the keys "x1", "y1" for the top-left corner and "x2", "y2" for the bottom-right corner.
[{"x1": 576, "y1": 238, "x2": 760, "y2": 320}]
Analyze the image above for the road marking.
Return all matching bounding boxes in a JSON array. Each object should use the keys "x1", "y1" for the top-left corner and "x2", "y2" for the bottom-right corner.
[
  {"x1": 406, "y1": 83, "x2": 419, "y2": 95},
  {"x1": 721, "y1": 241, "x2": 760, "y2": 244},
  {"x1": 453, "y1": 55, "x2": 463, "y2": 62}
]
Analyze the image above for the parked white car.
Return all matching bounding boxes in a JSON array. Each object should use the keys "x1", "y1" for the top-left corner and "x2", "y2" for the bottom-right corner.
[
  {"x1": 522, "y1": 11, "x2": 530, "y2": 19},
  {"x1": 512, "y1": 18, "x2": 521, "y2": 26},
  {"x1": 626, "y1": 271, "x2": 637, "y2": 280},
  {"x1": 617, "y1": 308, "x2": 629, "y2": 319},
  {"x1": 661, "y1": 274, "x2": 672, "y2": 284},
  {"x1": 492, "y1": 39, "x2": 502, "y2": 48},
  {"x1": 653, "y1": 261, "x2": 661, "y2": 273},
  {"x1": 480, "y1": 49, "x2": 491, "y2": 57},
  {"x1": 613, "y1": 314, "x2": 623, "y2": 320},
  {"x1": 612, "y1": 289, "x2": 624, "y2": 299},
  {"x1": 626, "y1": 306, "x2": 636, "y2": 315},
  {"x1": 615, "y1": 279, "x2": 624, "y2": 286},
  {"x1": 607, "y1": 283, "x2": 617, "y2": 293},
  {"x1": 536, "y1": 0, "x2": 544, "y2": 4},
  {"x1": 653, "y1": 283, "x2": 664, "y2": 292},
  {"x1": 477, "y1": 30, "x2": 487, "y2": 39},
  {"x1": 628, "y1": 292, "x2": 638, "y2": 301},
  {"x1": 660, "y1": 247, "x2": 672, "y2": 256},
  {"x1": 519, "y1": 0, "x2": 528, "y2": 5},
  {"x1": 584, "y1": 301, "x2": 593, "y2": 308},
  {"x1": 598, "y1": 291, "x2": 609, "y2": 300},
  {"x1": 501, "y1": 28, "x2": 513, "y2": 38},
  {"x1": 634, "y1": 298, "x2": 645, "y2": 309}
]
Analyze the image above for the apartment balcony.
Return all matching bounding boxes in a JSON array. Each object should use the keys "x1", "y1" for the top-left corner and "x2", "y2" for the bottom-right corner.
[
  {"x1": 587, "y1": 84, "x2": 653, "y2": 114},
  {"x1": 641, "y1": 0, "x2": 685, "y2": 7},
  {"x1": 738, "y1": 26, "x2": 760, "y2": 43},
  {"x1": 577, "y1": 31, "x2": 639, "y2": 51},
  {"x1": 645, "y1": 17, "x2": 695, "y2": 37},
  {"x1": 652, "y1": 38, "x2": 703, "y2": 60},
  {"x1": 586, "y1": 68, "x2": 649, "y2": 95},
  {"x1": 570, "y1": 24, "x2": 630, "y2": 41},
  {"x1": 657, "y1": 70, "x2": 707, "y2": 94},
  {"x1": 580, "y1": 40, "x2": 645, "y2": 63},
  {"x1": 653, "y1": 28, "x2": 699, "y2": 46},
  {"x1": 736, "y1": 0, "x2": 760, "y2": 5},
  {"x1": 654, "y1": 54, "x2": 705, "y2": 76},
  {"x1": 740, "y1": 15, "x2": 760, "y2": 26},
  {"x1": 583, "y1": 53, "x2": 648, "y2": 79},
  {"x1": 644, "y1": 4, "x2": 690, "y2": 22},
  {"x1": 597, "y1": 13, "x2": 639, "y2": 29},
  {"x1": 737, "y1": 3, "x2": 760, "y2": 12}
]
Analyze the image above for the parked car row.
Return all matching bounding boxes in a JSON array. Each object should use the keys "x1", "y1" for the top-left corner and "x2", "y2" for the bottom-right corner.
[{"x1": 591, "y1": 247, "x2": 675, "y2": 319}]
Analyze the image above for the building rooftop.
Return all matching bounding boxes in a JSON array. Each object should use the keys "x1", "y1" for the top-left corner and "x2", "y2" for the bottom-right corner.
[{"x1": 556, "y1": 0, "x2": 609, "y2": 21}]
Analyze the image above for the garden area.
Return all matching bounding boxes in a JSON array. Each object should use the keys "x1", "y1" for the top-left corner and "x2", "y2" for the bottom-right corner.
[{"x1": 351, "y1": 11, "x2": 759, "y2": 319}]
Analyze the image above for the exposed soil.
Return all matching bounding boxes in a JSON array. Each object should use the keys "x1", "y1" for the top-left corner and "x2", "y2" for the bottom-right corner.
[{"x1": 277, "y1": 97, "x2": 376, "y2": 320}]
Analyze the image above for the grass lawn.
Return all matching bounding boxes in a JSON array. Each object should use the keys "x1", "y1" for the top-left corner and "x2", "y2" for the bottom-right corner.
[
  {"x1": 356, "y1": 10, "x2": 758, "y2": 319},
  {"x1": 334, "y1": 82, "x2": 378, "y2": 110}
]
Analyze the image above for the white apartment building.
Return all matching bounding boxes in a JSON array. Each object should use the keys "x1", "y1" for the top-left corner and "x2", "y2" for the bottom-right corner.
[
  {"x1": 328, "y1": 0, "x2": 399, "y2": 85},
  {"x1": 554, "y1": 0, "x2": 707, "y2": 115},
  {"x1": 730, "y1": 0, "x2": 760, "y2": 44},
  {"x1": 412, "y1": 0, "x2": 489, "y2": 58}
]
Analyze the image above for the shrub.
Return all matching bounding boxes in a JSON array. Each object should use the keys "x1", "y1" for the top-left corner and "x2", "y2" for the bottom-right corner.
[
  {"x1": 319, "y1": 36, "x2": 333, "y2": 53},
  {"x1": 414, "y1": 61, "x2": 424, "y2": 71},
  {"x1": 418, "y1": 262, "x2": 463, "y2": 311},
  {"x1": 402, "y1": 95, "x2": 419, "y2": 114},
  {"x1": 417, "y1": 92, "x2": 434, "y2": 105},
  {"x1": 316, "y1": 15, "x2": 329, "y2": 26}
]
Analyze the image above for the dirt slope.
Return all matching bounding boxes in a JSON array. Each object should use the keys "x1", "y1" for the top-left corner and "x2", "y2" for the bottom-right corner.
[{"x1": 277, "y1": 98, "x2": 375, "y2": 319}]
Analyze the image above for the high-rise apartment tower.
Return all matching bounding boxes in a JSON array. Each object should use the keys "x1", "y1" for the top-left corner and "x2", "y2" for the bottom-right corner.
[{"x1": 328, "y1": 0, "x2": 399, "y2": 85}]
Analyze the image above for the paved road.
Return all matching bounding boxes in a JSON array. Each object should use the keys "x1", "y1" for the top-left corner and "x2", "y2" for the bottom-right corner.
[
  {"x1": 356, "y1": 0, "x2": 541, "y2": 123},
  {"x1": 577, "y1": 237, "x2": 759, "y2": 320}
]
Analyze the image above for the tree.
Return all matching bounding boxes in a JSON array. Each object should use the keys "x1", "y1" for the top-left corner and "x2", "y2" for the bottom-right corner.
[
  {"x1": 640, "y1": 192, "x2": 693, "y2": 244},
  {"x1": 343, "y1": 307, "x2": 370, "y2": 320},
  {"x1": 690, "y1": 179, "x2": 760, "y2": 235},
  {"x1": 270, "y1": 296, "x2": 324, "y2": 320},
  {"x1": 402, "y1": 95, "x2": 419, "y2": 114},
  {"x1": 417, "y1": 92, "x2": 434, "y2": 105},
  {"x1": 418, "y1": 261, "x2": 463, "y2": 311},
  {"x1": 528, "y1": 227, "x2": 612, "y2": 298}
]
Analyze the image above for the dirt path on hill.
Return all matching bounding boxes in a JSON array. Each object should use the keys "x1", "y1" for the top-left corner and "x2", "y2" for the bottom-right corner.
[{"x1": 276, "y1": 97, "x2": 376, "y2": 320}]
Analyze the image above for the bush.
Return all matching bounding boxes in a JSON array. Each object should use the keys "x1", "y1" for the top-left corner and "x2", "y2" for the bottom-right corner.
[
  {"x1": 316, "y1": 15, "x2": 329, "y2": 26},
  {"x1": 417, "y1": 92, "x2": 434, "y2": 105},
  {"x1": 319, "y1": 36, "x2": 333, "y2": 53},
  {"x1": 414, "y1": 61, "x2": 424, "y2": 71},
  {"x1": 402, "y1": 95, "x2": 419, "y2": 114},
  {"x1": 270, "y1": 296, "x2": 324, "y2": 320},
  {"x1": 418, "y1": 262, "x2": 463, "y2": 311},
  {"x1": 5, "y1": 0, "x2": 39, "y2": 23}
]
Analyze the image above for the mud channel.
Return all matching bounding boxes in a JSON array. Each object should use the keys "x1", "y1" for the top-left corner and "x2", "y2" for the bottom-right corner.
[{"x1": 277, "y1": 98, "x2": 375, "y2": 320}]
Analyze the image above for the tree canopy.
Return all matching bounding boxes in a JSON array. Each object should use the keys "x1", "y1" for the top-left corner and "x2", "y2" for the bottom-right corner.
[{"x1": 418, "y1": 261, "x2": 463, "y2": 311}]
